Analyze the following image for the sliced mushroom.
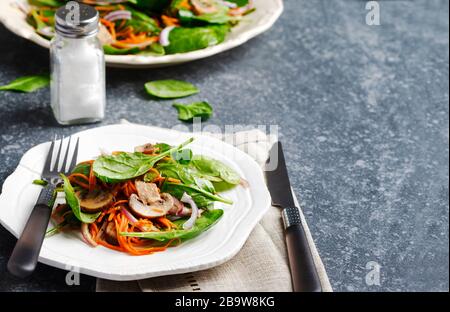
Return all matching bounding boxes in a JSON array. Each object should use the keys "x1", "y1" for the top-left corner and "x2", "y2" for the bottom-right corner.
[
  {"x1": 104, "y1": 222, "x2": 119, "y2": 246},
  {"x1": 135, "y1": 181, "x2": 161, "y2": 204},
  {"x1": 128, "y1": 193, "x2": 174, "y2": 218},
  {"x1": 191, "y1": 0, "x2": 218, "y2": 14},
  {"x1": 75, "y1": 189, "x2": 114, "y2": 213},
  {"x1": 168, "y1": 197, "x2": 192, "y2": 217},
  {"x1": 134, "y1": 143, "x2": 156, "y2": 154}
]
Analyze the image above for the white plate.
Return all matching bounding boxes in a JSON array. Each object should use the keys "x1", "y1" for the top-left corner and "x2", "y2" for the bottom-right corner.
[
  {"x1": 0, "y1": 124, "x2": 271, "y2": 281},
  {"x1": 0, "y1": 0, "x2": 283, "y2": 68}
]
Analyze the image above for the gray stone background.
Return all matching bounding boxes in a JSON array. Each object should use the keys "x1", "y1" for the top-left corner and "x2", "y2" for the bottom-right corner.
[{"x1": 0, "y1": 0, "x2": 448, "y2": 291}]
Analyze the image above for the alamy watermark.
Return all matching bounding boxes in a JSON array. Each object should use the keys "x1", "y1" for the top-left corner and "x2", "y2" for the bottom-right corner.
[
  {"x1": 65, "y1": 1, "x2": 80, "y2": 26},
  {"x1": 366, "y1": 1, "x2": 380, "y2": 26},
  {"x1": 365, "y1": 261, "x2": 381, "y2": 286}
]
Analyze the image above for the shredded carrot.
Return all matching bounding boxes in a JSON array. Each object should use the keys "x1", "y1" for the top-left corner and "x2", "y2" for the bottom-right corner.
[
  {"x1": 113, "y1": 199, "x2": 129, "y2": 207},
  {"x1": 68, "y1": 174, "x2": 90, "y2": 189},
  {"x1": 128, "y1": 181, "x2": 137, "y2": 194},
  {"x1": 88, "y1": 162, "x2": 96, "y2": 192},
  {"x1": 156, "y1": 216, "x2": 176, "y2": 229},
  {"x1": 161, "y1": 15, "x2": 180, "y2": 26},
  {"x1": 167, "y1": 177, "x2": 181, "y2": 184},
  {"x1": 179, "y1": 0, "x2": 192, "y2": 10},
  {"x1": 108, "y1": 211, "x2": 116, "y2": 222},
  {"x1": 68, "y1": 173, "x2": 89, "y2": 182},
  {"x1": 97, "y1": 239, "x2": 125, "y2": 252}
]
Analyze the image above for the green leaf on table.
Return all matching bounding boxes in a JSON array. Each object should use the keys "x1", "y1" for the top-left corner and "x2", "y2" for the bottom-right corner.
[
  {"x1": 0, "y1": 75, "x2": 50, "y2": 93},
  {"x1": 60, "y1": 174, "x2": 100, "y2": 224},
  {"x1": 165, "y1": 25, "x2": 230, "y2": 54},
  {"x1": 93, "y1": 138, "x2": 194, "y2": 183},
  {"x1": 173, "y1": 101, "x2": 213, "y2": 122},
  {"x1": 119, "y1": 209, "x2": 224, "y2": 241},
  {"x1": 145, "y1": 80, "x2": 199, "y2": 99}
]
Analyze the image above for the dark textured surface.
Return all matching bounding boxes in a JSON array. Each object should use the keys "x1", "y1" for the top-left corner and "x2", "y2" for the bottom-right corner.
[{"x1": 0, "y1": 0, "x2": 448, "y2": 291}]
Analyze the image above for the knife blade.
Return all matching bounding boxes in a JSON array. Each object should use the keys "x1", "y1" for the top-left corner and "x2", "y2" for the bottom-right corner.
[{"x1": 265, "y1": 142, "x2": 322, "y2": 292}]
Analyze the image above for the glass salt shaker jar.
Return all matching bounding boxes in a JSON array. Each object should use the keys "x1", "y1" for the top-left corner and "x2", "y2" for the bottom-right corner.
[{"x1": 50, "y1": 3, "x2": 105, "y2": 125}]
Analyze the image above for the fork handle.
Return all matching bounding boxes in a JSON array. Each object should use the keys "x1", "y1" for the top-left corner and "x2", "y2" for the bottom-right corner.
[{"x1": 7, "y1": 203, "x2": 52, "y2": 278}]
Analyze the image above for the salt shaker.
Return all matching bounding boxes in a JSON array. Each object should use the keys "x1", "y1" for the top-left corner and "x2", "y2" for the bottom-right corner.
[{"x1": 50, "y1": 3, "x2": 105, "y2": 125}]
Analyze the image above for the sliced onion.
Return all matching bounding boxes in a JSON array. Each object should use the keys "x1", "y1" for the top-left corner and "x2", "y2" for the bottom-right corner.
[
  {"x1": 81, "y1": 223, "x2": 98, "y2": 247},
  {"x1": 121, "y1": 207, "x2": 138, "y2": 224},
  {"x1": 104, "y1": 10, "x2": 132, "y2": 22},
  {"x1": 121, "y1": 207, "x2": 158, "y2": 232},
  {"x1": 159, "y1": 26, "x2": 175, "y2": 47},
  {"x1": 219, "y1": 0, "x2": 238, "y2": 8},
  {"x1": 180, "y1": 193, "x2": 199, "y2": 230}
]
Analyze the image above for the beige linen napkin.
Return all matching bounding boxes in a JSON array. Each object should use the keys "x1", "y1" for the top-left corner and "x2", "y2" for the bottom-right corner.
[{"x1": 97, "y1": 124, "x2": 332, "y2": 292}]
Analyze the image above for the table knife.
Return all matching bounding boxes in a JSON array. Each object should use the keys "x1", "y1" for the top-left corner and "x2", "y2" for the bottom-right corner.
[{"x1": 265, "y1": 142, "x2": 322, "y2": 292}]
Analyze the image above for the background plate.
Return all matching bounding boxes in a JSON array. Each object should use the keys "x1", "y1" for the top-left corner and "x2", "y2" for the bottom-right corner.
[
  {"x1": 0, "y1": 124, "x2": 271, "y2": 281},
  {"x1": 0, "y1": 0, "x2": 283, "y2": 68}
]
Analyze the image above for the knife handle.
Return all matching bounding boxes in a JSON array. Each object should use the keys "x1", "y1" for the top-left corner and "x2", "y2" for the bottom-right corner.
[
  {"x1": 282, "y1": 207, "x2": 322, "y2": 292},
  {"x1": 7, "y1": 203, "x2": 52, "y2": 278}
]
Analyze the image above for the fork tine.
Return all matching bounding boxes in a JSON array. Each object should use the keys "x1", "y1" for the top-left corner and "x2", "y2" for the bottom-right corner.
[
  {"x1": 67, "y1": 137, "x2": 80, "y2": 173},
  {"x1": 52, "y1": 136, "x2": 64, "y2": 173},
  {"x1": 42, "y1": 135, "x2": 57, "y2": 176},
  {"x1": 61, "y1": 136, "x2": 72, "y2": 173}
]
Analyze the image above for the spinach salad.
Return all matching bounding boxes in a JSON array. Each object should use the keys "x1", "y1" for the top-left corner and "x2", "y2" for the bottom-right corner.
[{"x1": 49, "y1": 138, "x2": 242, "y2": 255}]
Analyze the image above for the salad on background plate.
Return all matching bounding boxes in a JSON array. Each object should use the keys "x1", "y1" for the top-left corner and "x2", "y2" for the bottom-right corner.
[
  {"x1": 25, "y1": 0, "x2": 255, "y2": 55},
  {"x1": 0, "y1": 0, "x2": 283, "y2": 67}
]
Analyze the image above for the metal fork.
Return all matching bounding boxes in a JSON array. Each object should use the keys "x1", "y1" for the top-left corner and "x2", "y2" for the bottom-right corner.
[{"x1": 7, "y1": 136, "x2": 79, "y2": 278}]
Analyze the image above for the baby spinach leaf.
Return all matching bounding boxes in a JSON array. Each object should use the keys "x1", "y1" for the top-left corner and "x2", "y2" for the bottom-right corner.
[
  {"x1": 60, "y1": 174, "x2": 100, "y2": 223},
  {"x1": 178, "y1": 8, "x2": 231, "y2": 25},
  {"x1": 103, "y1": 45, "x2": 140, "y2": 55},
  {"x1": 33, "y1": 179, "x2": 48, "y2": 186},
  {"x1": 154, "y1": 143, "x2": 172, "y2": 153},
  {"x1": 165, "y1": 25, "x2": 229, "y2": 54},
  {"x1": 71, "y1": 162, "x2": 91, "y2": 176},
  {"x1": 138, "y1": 43, "x2": 165, "y2": 56},
  {"x1": 119, "y1": 209, "x2": 223, "y2": 241},
  {"x1": 145, "y1": 80, "x2": 199, "y2": 99},
  {"x1": 172, "y1": 148, "x2": 193, "y2": 164},
  {"x1": 0, "y1": 75, "x2": 50, "y2": 93},
  {"x1": 127, "y1": 0, "x2": 171, "y2": 11},
  {"x1": 173, "y1": 101, "x2": 213, "y2": 122},
  {"x1": 157, "y1": 162, "x2": 196, "y2": 185},
  {"x1": 93, "y1": 138, "x2": 194, "y2": 183},
  {"x1": 226, "y1": 0, "x2": 249, "y2": 7},
  {"x1": 124, "y1": 6, "x2": 161, "y2": 34},
  {"x1": 29, "y1": 0, "x2": 64, "y2": 7},
  {"x1": 143, "y1": 170, "x2": 159, "y2": 182},
  {"x1": 161, "y1": 181, "x2": 232, "y2": 206},
  {"x1": 191, "y1": 155, "x2": 241, "y2": 185}
]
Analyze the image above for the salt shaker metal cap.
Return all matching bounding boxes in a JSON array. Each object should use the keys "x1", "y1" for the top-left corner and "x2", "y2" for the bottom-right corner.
[{"x1": 55, "y1": 3, "x2": 99, "y2": 38}]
